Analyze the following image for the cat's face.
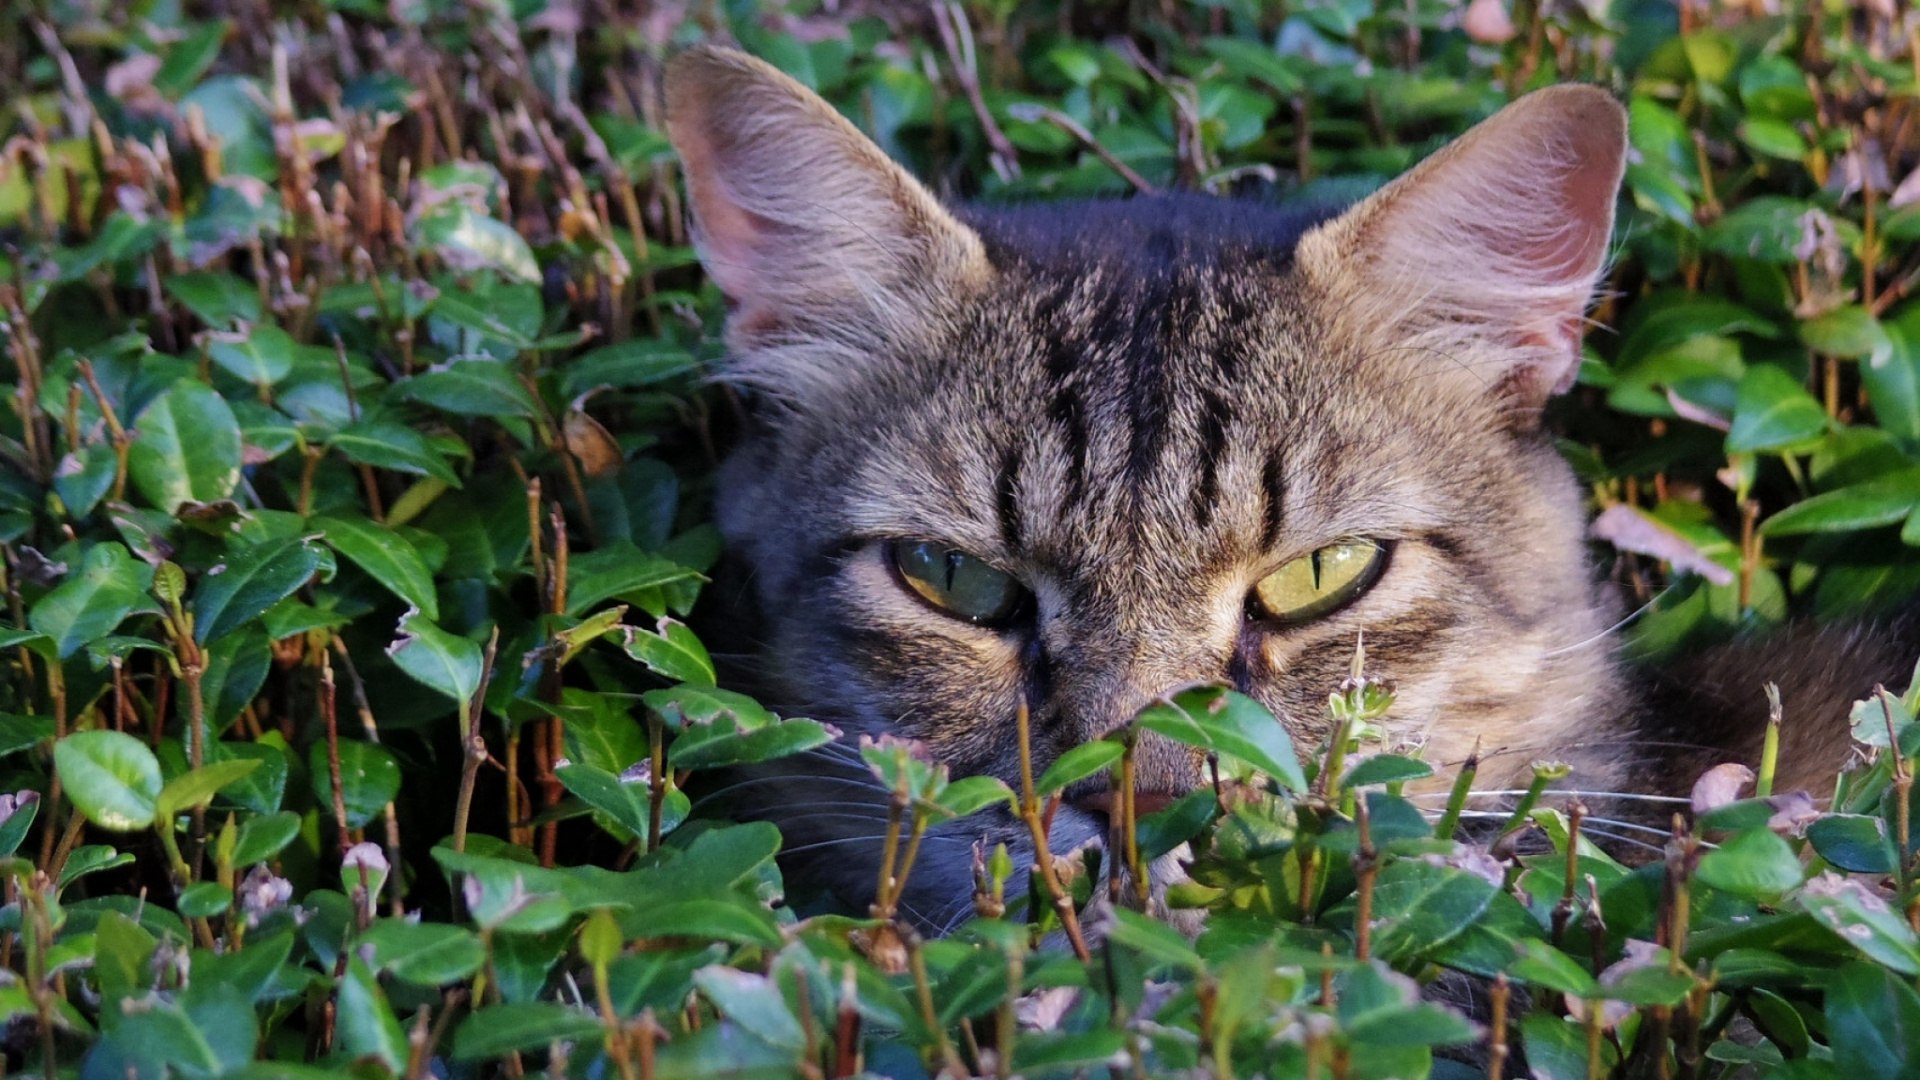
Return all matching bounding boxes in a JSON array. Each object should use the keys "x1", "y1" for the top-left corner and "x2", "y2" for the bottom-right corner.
[{"x1": 667, "y1": 47, "x2": 1630, "y2": 920}]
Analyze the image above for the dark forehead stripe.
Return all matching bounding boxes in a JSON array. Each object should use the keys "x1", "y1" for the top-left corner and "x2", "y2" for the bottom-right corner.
[
  {"x1": 1035, "y1": 287, "x2": 1090, "y2": 508},
  {"x1": 1192, "y1": 388, "x2": 1233, "y2": 529},
  {"x1": 965, "y1": 194, "x2": 1339, "y2": 539},
  {"x1": 995, "y1": 446, "x2": 1023, "y2": 550},
  {"x1": 1260, "y1": 447, "x2": 1287, "y2": 551},
  {"x1": 1121, "y1": 273, "x2": 1177, "y2": 486}
]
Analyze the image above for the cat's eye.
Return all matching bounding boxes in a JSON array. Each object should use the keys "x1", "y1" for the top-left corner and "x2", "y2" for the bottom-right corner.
[
  {"x1": 1251, "y1": 539, "x2": 1387, "y2": 624},
  {"x1": 890, "y1": 541, "x2": 1027, "y2": 625}
]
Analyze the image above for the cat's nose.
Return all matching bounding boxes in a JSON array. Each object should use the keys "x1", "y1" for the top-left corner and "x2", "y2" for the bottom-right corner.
[{"x1": 1067, "y1": 787, "x2": 1181, "y2": 823}]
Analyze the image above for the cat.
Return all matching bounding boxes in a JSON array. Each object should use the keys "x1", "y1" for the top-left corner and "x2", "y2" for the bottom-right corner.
[{"x1": 664, "y1": 44, "x2": 1914, "y2": 932}]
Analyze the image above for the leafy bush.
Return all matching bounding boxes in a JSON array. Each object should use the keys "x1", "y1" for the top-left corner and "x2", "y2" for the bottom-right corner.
[{"x1": 2, "y1": 0, "x2": 1919, "y2": 1077}]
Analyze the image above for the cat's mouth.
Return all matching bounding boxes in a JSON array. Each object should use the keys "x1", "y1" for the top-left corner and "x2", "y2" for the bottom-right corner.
[{"x1": 1066, "y1": 788, "x2": 1184, "y2": 820}]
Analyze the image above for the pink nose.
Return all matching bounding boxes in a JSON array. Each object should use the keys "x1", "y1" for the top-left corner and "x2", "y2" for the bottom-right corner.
[{"x1": 1069, "y1": 789, "x2": 1180, "y2": 821}]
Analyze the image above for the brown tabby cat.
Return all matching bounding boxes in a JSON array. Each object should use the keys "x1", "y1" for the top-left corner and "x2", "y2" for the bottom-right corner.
[{"x1": 665, "y1": 44, "x2": 1912, "y2": 931}]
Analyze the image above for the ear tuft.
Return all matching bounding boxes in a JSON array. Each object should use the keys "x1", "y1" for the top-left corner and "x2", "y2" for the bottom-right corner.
[
  {"x1": 1298, "y1": 84, "x2": 1627, "y2": 419},
  {"x1": 665, "y1": 46, "x2": 988, "y2": 353}
]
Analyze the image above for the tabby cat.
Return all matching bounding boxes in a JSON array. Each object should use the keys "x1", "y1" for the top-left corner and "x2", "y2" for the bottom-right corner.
[{"x1": 665, "y1": 44, "x2": 1913, "y2": 932}]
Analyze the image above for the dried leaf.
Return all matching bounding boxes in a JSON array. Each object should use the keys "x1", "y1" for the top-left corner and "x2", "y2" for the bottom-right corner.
[
  {"x1": 1589, "y1": 504, "x2": 1736, "y2": 586},
  {"x1": 1691, "y1": 762, "x2": 1755, "y2": 815}
]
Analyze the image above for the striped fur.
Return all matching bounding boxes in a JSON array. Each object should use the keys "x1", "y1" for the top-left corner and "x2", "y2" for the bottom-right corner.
[{"x1": 668, "y1": 47, "x2": 1897, "y2": 926}]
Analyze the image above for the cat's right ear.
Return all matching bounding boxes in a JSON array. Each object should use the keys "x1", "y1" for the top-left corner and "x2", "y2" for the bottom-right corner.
[
  {"x1": 665, "y1": 46, "x2": 990, "y2": 353},
  {"x1": 1297, "y1": 85, "x2": 1626, "y2": 423}
]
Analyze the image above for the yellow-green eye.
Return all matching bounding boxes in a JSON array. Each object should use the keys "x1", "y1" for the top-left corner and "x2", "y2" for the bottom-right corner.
[
  {"x1": 891, "y1": 542, "x2": 1027, "y2": 625},
  {"x1": 1252, "y1": 540, "x2": 1387, "y2": 624}
]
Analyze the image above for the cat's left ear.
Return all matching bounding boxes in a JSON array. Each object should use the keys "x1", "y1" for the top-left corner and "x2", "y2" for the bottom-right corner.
[
  {"x1": 1297, "y1": 85, "x2": 1626, "y2": 421},
  {"x1": 664, "y1": 46, "x2": 991, "y2": 368}
]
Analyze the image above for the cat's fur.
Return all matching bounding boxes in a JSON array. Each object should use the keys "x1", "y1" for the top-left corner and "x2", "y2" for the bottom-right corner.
[{"x1": 665, "y1": 45, "x2": 1910, "y2": 930}]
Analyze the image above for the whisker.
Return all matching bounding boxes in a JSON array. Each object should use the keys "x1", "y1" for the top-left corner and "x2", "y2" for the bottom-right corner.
[
  {"x1": 690, "y1": 773, "x2": 885, "y2": 811},
  {"x1": 1539, "y1": 584, "x2": 1680, "y2": 658},
  {"x1": 779, "y1": 835, "x2": 975, "y2": 857},
  {"x1": 1575, "y1": 827, "x2": 1670, "y2": 856},
  {"x1": 1579, "y1": 816, "x2": 1674, "y2": 837},
  {"x1": 1403, "y1": 789, "x2": 1691, "y2": 804}
]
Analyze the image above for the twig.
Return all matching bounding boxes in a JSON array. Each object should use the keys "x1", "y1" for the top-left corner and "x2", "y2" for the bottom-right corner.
[
  {"x1": 451, "y1": 626, "x2": 503, "y2": 855},
  {"x1": 1014, "y1": 702, "x2": 1091, "y2": 960},
  {"x1": 932, "y1": 2, "x2": 1020, "y2": 181},
  {"x1": 1004, "y1": 105, "x2": 1156, "y2": 194}
]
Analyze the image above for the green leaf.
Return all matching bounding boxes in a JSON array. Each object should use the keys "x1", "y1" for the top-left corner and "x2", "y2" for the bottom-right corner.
[
  {"x1": 192, "y1": 535, "x2": 325, "y2": 644},
  {"x1": 164, "y1": 271, "x2": 260, "y2": 327},
  {"x1": 1343, "y1": 754, "x2": 1434, "y2": 788},
  {"x1": 1726, "y1": 365, "x2": 1829, "y2": 454},
  {"x1": 395, "y1": 359, "x2": 539, "y2": 419},
  {"x1": 154, "y1": 19, "x2": 230, "y2": 98},
  {"x1": 693, "y1": 966, "x2": 805, "y2": 1050},
  {"x1": 0, "y1": 628, "x2": 57, "y2": 660},
  {"x1": 309, "y1": 740, "x2": 402, "y2": 830},
  {"x1": 177, "y1": 880, "x2": 232, "y2": 918},
  {"x1": 1695, "y1": 828, "x2": 1803, "y2": 899},
  {"x1": 333, "y1": 957, "x2": 409, "y2": 1071},
  {"x1": 1034, "y1": 739, "x2": 1123, "y2": 795},
  {"x1": 1874, "y1": 309, "x2": 1920, "y2": 440},
  {"x1": 1760, "y1": 481, "x2": 1920, "y2": 536},
  {"x1": 0, "y1": 791, "x2": 39, "y2": 857},
  {"x1": 232, "y1": 810, "x2": 301, "y2": 866},
  {"x1": 61, "y1": 845, "x2": 131, "y2": 890},
  {"x1": 1738, "y1": 117, "x2": 1807, "y2": 160},
  {"x1": 1135, "y1": 687, "x2": 1307, "y2": 792},
  {"x1": 387, "y1": 610, "x2": 483, "y2": 710},
  {"x1": 1201, "y1": 37, "x2": 1302, "y2": 94},
  {"x1": 200, "y1": 626, "x2": 272, "y2": 733},
  {"x1": 358, "y1": 919, "x2": 487, "y2": 986},
  {"x1": 670, "y1": 717, "x2": 835, "y2": 771},
  {"x1": 331, "y1": 420, "x2": 463, "y2": 487},
  {"x1": 1825, "y1": 962, "x2": 1920, "y2": 1080},
  {"x1": 156, "y1": 759, "x2": 262, "y2": 821},
  {"x1": 207, "y1": 325, "x2": 295, "y2": 386},
  {"x1": 1807, "y1": 814, "x2": 1898, "y2": 874},
  {"x1": 1799, "y1": 874, "x2": 1920, "y2": 974},
  {"x1": 616, "y1": 618, "x2": 715, "y2": 685},
  {"x1": 578, "y1": 908, "x2": 623, "y2": 968},
  {"x1": 453, "y1": 1002, "x2": 605, "y2": 1061},
  {"x1": 128, "y1": 380, "x2": 243, "y2": 513},
  {"x1": 417, "y1": 204, "x2": 541, "y2": 285},
  {"x1": 1366, "y1": 858, "x2": 1498, "y2": 964},
  {"x1": 1013, "y1": 1031, "x2": 1130, "y2": 1077},
  {"x1": 1508, "y1": 940, "x2": 1599, "y2": 997},
  {"x1": 28, "y1": 542, "x2": 153, "y2": 658},
  {"x1": 55, "y1": 443, "x2": 117, "y2": 519},
  {"x1": 566, "y1": 542, "x2": 704, "y2": 616},
  {"x1": 311, "y1": 513, "x2": 438, "y2": 620},
  {"x1": 1105, "y1": 907, "x2": 1204, "y2": 974},
  {"x1": 555, "y1": 762, "x2": 656, "y2": 841},
  {"x1": 54, "y1": 730, "x2": 162, "y2": 831},
  {"x1": 932, "y1": 775, "x2": 1015, "y2": 819},
  {"x1": 560, "y1": 340, "x2": 701, "y2": 397},
  {"x1": 0, "y1": 713, "x2": 53, "y2": 756},
  {"x1": 1801, "y1": 306, "x2": 1894, "y2": 365}
]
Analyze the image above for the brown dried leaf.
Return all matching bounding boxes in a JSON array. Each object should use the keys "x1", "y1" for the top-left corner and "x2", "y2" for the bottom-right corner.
[
  {"x1": 1589, "y1": 504, "x2": 1736, "y2": 586},
  {"x1": 1690, "y1": 762, "x2": 1755, "y2": 816},
  {"x1": 1462, "y1": 0, "x2": 1516, "y2": 42},
  {"x1": 563, "y1": 408, "x2": 623, "y2": 478}
]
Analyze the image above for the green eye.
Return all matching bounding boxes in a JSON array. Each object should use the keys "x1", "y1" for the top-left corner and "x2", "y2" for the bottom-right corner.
[
  {"x1": 1252, "y1": 539, "x2": 1386, "y2": 624},
  {"x1": 890, "y1": 542, "x2": 1027, "y2": 625}
]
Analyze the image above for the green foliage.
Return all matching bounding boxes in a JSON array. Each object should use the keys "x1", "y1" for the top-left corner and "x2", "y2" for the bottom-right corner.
[{"x1": 3, "y1": 0, "x2": 1920, "y2": 1077}]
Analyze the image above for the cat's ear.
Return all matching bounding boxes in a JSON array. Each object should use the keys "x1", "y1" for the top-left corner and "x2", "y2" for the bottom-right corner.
[
  {"x1": 1297, "y1": 85, "x2": 1626, "y2": 419},
  {"x1": 665, "y1": 46, "x2": 990, "y2": 345}
]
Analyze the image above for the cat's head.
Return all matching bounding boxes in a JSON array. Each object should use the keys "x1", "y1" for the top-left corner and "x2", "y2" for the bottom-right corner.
[{"x1": 667, "y1": 45, "x2": 1629, "y2": 918}]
